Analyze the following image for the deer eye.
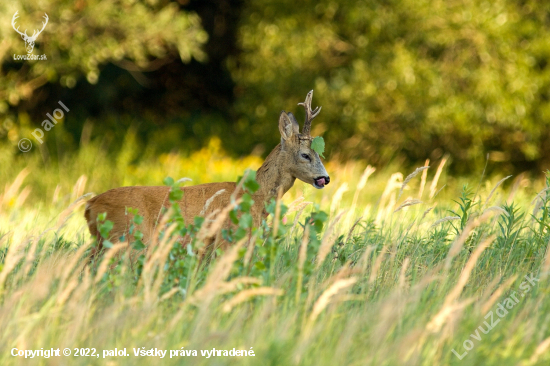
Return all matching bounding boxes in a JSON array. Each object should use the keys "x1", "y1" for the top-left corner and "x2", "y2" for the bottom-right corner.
[{"x1": 301, "y1": 153, "x2": 311, "y2": 161}]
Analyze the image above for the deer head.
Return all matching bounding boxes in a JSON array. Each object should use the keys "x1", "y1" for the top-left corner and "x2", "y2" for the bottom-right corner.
[
  {"x1": 278, "y1": 90, "x2": 330, "y2": 189},
  {"x1": 12, "y1": 11, "x2": 48, "y2": 54}
]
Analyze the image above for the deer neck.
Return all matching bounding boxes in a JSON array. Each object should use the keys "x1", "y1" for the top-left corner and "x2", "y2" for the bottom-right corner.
[{"x1": 255, "y1": 143, "x2": 295, "y2": 200}]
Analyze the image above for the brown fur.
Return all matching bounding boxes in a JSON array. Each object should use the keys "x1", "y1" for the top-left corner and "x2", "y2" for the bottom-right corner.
[
  {"x1": 85, "y1": 183, "x2": 238, "y2": 245},
  {"x1": 84, "y1": 91, "x2": 330, "y2": 253}
]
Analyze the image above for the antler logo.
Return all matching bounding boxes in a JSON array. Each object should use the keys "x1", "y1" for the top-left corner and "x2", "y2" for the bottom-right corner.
[{"x1": 12, "y1": 11, "x2": 48, "y2": 54}]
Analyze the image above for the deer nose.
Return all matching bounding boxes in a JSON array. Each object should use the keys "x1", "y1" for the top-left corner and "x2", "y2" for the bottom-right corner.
[{"x1": 325, "y1": 176, "x2": 330, "y2": 185}]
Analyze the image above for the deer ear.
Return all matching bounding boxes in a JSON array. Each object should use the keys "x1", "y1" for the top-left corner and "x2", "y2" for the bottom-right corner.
[{"x1": 279, "y1": 111, "x2": 300, "y2": 141}]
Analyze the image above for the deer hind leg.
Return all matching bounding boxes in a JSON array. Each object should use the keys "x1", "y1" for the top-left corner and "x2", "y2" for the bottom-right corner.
[
  {"x1": 84, "y1": 202, "x2": 125, "y2": 261},
  {"x1": 197, "y1": 230, "x2": 236, "y2": 268},
  {"x1": 84, "y1": 203, "x2": 103, "y2": 261}
]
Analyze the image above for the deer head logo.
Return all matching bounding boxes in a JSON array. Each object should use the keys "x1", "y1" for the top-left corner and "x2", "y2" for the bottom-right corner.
[{"x1": 12, "y1": 11, "x2": 48, "y2": 54}]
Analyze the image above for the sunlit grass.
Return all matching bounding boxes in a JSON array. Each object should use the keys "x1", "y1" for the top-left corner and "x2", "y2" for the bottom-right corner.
[{"x1": 0, "y1": 139, "x2": 549, "y2": 366}]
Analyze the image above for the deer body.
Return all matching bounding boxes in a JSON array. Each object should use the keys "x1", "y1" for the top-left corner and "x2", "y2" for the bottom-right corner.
[
  {"x1": 85, "y1": 183, "x2": 238, "y2": 246},
  {"x1": 85, "y1": 91, "x2": 330, "y2": 250}
]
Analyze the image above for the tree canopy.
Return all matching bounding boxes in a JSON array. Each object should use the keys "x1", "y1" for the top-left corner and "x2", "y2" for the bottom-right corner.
[{"x1": 2, "y1": 0, "x2": 550, "y2": 173}]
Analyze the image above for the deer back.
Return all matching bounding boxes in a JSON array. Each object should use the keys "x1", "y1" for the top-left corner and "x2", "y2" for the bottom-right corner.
[{"x1": 85, "y1": 182, "x2": 249, "y2": 245}]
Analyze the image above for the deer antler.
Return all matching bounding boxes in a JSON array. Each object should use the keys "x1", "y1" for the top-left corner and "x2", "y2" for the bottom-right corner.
[
  {"x1": 11, "y1": 11, "x2": 29, "y2": 38},
  {"x1": 30, "y1": 13, "x2": 48, "y2": 40},
  {"x1": 297, "y1": 90, "x2": 321, "y2": 136}
]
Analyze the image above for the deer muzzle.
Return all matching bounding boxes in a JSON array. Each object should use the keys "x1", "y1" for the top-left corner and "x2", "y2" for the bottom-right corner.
[{"x1": 313, "y1": 176, "x2": 330, "y2": 189}]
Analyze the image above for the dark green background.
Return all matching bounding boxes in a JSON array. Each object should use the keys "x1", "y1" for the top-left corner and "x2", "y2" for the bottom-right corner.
[{"x1": 2, "y1": 0, "x2": 550, "y2": 174}]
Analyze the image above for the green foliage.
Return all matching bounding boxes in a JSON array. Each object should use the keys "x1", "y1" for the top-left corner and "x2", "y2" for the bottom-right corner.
[
  {"x1": 4, "y1": 165, "x2": 550, "y2": 365},
  {"x1": 228, "y1": 0, "x2": 550, "y2": 171},
  {"x1": 449, "y1": 185, "x2": 478, "y2": 234},
  {"x1": 0, "y1": 0, "x2": 207, "y2": 121},
  {"x1": 241, "y1": 197, "x2": 291, "y2": 281},
  {"x1": 531, "y1": 171, "x2": 550, "y2": 245},
  {"x1": 297, "y1": 208, "x2": 329, "y2": 280},
  {"x1": 237, "y1": 169, "x2": 260, "y2": 194},
  {"x1": 311, "y1": 136, "x2": 325, "y2": 158},
  {"x1": 5, "y1": 1, "x2": 550, "y2": 172},
  {"x1": 126, "y1": 207, "x2": 146, "y2": 251},
  {"x1": 496, "y1": 202, "x2": 525, "y2": 249},
  {"x1": 96, "y1": 212, "x2": 114, "y2": 248},
  {"x1": 104, "y1": 171, "x2": 330, "y2": 293}
]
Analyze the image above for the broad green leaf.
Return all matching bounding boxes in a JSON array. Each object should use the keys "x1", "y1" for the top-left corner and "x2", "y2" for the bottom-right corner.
[
  {"x1": 133, "y1": 215, "x2": 144, "y2": 225},
  {"x1": 229, "y1": 209, "x2": 239, "y2": 224},
  {"x1": 99, "y1": 220, "x2": 114, "y2": 239},
  {"x1": 239, "y1": 212, "x2": 253, "y2": 229},
  {"x1": 169, "y1": 188, "x2": 183, "y2": 201},
  {"x1": 132, "y1": 240, "x2": 146, "y2": 250},
  {"x1": 194, "y1": 216, "x2": 205, "y2": 228},
  {"x1": 311, "y1": 136, "x2": 325, "y2": 158}
]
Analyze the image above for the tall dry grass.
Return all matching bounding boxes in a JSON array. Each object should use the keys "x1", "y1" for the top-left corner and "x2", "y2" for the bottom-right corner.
[{"x1": 0, "y1": 144, "x2": 549, "y2": 365}]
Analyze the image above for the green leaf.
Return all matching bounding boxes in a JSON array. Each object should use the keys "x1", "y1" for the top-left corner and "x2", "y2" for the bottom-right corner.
[
  {"x1": 169, "y1": 187, "x2": 183, "y2": 201},
  {"x1": 163, "y1": 177, "x2": 175, "y2": 186},
  {"x1": 137, "y1": 254, "x2": 145, "y2": 266},
  {"x1": 133, "y1": 215, "x2": 144, "y2": 225},
  {"x1": 254, "y1": 261, "x2": 266, "y2": 270},
  {"x1": 194, "y1": 216, "x2": 205, "y2": 228},
  {"x1": 265, "y1": 199, "x2": 277, "y2": 215},
  {"x1": 238, "y1": 169, "x2": 260, "y2": 193},
  {"x1": 132, "y1": 240, "x2": 146, "y2": 250},
  {"x1": 239, "y1": 212, "x2": 253, "y2": 229},
  {"x1": 99, "y1": 220, "x2": 114, "y2": 239},
  {"x1": 311, "y1": 211, "x2": 328, "y2": 232},
  {"x1": 240, "y1": 193, "x2": 254, "y2": 212},
  {"x1": 229, "y1": 209, "x2": 239, "y2": 224},
  {"x1": 235, "y1": 227, "x2": 248, "y2": 240},
  {"x1": 311, "y1": 136, "x2": 325, "y2": 158},
  {"x1": 244, "y1": 179, "x2": 260, "y2": 193}
]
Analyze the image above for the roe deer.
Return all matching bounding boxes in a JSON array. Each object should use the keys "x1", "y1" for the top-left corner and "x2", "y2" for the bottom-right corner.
[{"x1": 84, "y1": 90, "x2": 330, "y2": 252}]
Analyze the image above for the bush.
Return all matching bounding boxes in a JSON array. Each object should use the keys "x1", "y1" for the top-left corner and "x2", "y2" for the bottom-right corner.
[{"x1": 229, "y1": 0, "x2": 550, "y2": 172}]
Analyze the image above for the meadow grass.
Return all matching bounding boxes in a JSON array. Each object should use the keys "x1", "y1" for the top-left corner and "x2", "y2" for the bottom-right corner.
[{"x1": 0, "y1": 139, "x2": 549, "y2": 365}]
